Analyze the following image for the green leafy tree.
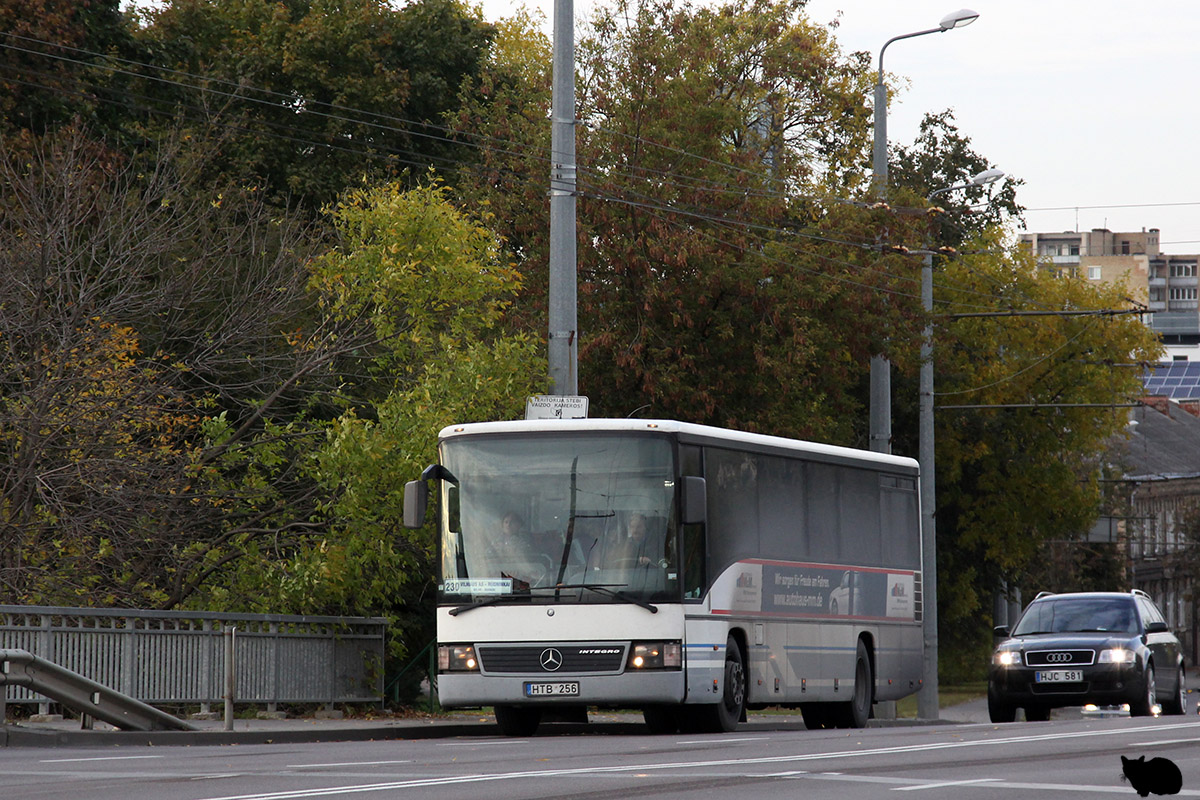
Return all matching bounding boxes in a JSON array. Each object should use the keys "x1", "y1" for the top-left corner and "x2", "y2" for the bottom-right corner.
[
  {"x1": 0, "y1": 0, "x2": 140, "y2": 136},
  {"x1": 887, "y1": 110, "x2": 1024, "y2": 248},
  {"x1": 203, "y1": 179, "x2": 543, "y2": 671},
  {"x1": 930, "y1": 231, "x2": 1161, "y2": 677},
  {"x1": 456, "y1": 0, "x2": 928, "y2": 443},
  {"x1": 130, "y1": 0, "x2": 496, "y2": 210}
]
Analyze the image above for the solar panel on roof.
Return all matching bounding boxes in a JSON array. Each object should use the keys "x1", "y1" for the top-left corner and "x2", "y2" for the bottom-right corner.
[{"x1": 1140, "y1": 362, "x2": 1200, "y2": 399}]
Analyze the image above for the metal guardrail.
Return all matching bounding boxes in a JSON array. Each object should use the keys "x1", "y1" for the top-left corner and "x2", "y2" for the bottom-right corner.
[
  {"x1": 0, "y1": 606, "x2": 387, "y2": 713},
  {"x1": 0, "y1": 649, "x2": 197, "y2": 731}
]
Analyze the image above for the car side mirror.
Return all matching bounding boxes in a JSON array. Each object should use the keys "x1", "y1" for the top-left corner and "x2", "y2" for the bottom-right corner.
[
  {"x1": 993, "y1": 625, "x2": 1010, "y2": 638},
  {"x1": 1145, "y1": 621, "x2": 1169, "y2": 634}
]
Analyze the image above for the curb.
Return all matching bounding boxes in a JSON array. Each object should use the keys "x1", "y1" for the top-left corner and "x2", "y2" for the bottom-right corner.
[
  {"x1": 0, "y1": 721, "x2": 498, "y2": 748},
  {"x1": 1, "y1": 711, "x2": 956, "y2": 748}
]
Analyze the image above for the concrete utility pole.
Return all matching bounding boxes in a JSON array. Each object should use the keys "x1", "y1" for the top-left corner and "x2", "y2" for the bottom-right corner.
[
  {"x1": 916, "y1": 167, "x2": 1002, "y2": 721},
  {"x1": 548, "y1": 0, "x2": 578, "y2": 396}
]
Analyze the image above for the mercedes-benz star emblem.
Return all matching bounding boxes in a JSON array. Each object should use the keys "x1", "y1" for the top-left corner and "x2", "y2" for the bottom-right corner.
[{"x1": 540, "y1": 648, "x2": 564, "y2": 671}]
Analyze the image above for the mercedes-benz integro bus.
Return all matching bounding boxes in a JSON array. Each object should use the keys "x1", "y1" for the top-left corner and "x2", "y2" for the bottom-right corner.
[{"x1": 403, "y1": 419, "x2": 923, "y2": 736}]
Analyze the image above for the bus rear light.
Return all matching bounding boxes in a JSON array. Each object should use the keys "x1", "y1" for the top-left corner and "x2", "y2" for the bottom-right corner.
[
  {"x1": 438, "y1": 644, "x2": 478, "y2": 672},
  {"x1": 627, "y1": 641, "x2": 682, "y2": 670}
]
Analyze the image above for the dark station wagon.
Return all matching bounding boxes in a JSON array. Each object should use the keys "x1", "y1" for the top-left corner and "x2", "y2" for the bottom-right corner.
[{"x1": 988, "y1": 590, "x2": 1186, "y2": 722}]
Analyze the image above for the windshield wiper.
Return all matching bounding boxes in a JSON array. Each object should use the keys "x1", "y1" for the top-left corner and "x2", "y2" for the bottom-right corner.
[
  {"x1": 550, "y1": 583, "x2": 658, "y2": 613},
  {"x1": 450, "y1": 583, "x2": 658, "y2": 616},
  {"x1": 448, "y1": 594, "x2": 531, "y2": 616}
]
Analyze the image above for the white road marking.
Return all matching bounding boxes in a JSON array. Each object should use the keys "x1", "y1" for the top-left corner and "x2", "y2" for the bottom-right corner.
[
  {"x1": 893, "y1": 777, "x2": 1001, "y2": 791},
  {"x1": 1129, "y1": 736, "x2": 1200, "y2": 746},
  {"x1": 287, "y1": 762, "x2": 413, "y2": 769},
  {"x1": 675, "y1": 736, "x2": 769, "y2": 745},
  {"x1": 40, "y1": 755, "x2": 165, "y2": 763},
  {"x1": 196, "y1": 721, "x2": 1200, "y2": 800}
]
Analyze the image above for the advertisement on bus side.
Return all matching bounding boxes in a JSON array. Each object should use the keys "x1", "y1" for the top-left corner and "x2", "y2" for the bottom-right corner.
[{"x1": 715, "y1": 560, "x2": 915, "y2": 620}]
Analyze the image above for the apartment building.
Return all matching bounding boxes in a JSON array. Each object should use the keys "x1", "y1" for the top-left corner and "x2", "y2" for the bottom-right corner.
[{"x1": 1020, "y1": 227, "x2": 1200, "y2": 348}]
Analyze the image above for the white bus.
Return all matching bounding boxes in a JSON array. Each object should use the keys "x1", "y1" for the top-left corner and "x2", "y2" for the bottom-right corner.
[{"x1": 403, "y1": 419, "x2": 923, "y2": 735}]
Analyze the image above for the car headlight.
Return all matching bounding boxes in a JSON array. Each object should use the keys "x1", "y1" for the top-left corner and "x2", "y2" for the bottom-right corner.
[
  {"x1": 438, "y1": 644, "x2": 478, "y2": 672},
  {"x1": 994, "y1": 650, "x2": 1021, "y2": 666},
  {"x1": 627, "y1": 641, "x2": 682, "y2": 670},
  {"x1": 1098, "y1": 648, "x2": 1136, "y2": 664}
]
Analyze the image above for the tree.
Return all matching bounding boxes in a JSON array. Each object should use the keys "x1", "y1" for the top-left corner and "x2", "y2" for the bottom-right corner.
[
  {"x1": 130, "y1": 0, "x2": 496, "y2": 211},
  {"x1": 0, "y1": 124, "x2": 371, "y2": 608},
  {"x1": 456, "y1": 0, "x2": 927, "y2": 443},
  {"x1": 929, "y1": 230, "x2": 1161, "y2": 677},
  {"x1": 888, "y1": 110, "x2": 1024, "y2": 248},
  {"x1": 0, "y1": 0, "x2": 140, "y2": 137},
  {"x1": 205, "y1": 179, "x2": 544, "y2": 670}
]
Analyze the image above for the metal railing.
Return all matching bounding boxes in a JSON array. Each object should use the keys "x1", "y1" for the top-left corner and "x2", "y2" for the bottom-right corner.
[{"x1": 0, "y1": 606, "x2": 386, "y2": 713}]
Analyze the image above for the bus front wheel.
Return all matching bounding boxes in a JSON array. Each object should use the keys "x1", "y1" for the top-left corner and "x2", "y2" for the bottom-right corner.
[{"x1": 693, "y1": 636, "x2": 746, "y2": 733}]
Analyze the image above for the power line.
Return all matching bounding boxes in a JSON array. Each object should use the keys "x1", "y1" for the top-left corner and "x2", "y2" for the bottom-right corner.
[
  {"x1": 944, "y1": 308, "x2": 1148, "y2": 320},
  {"x1": 1025, "y1": 201, "x2": 1200, "y2": 212}
]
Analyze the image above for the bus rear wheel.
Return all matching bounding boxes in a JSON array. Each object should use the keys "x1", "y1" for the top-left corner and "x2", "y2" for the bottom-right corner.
[
  {"x1": 831, "y1": 639, "x2": 873, "y2": 729},
  {"x1": 494, "y1": 705, "x2": 541, "y2": 737}
]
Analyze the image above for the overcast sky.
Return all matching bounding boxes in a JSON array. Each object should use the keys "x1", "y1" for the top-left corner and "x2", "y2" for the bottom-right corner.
[{"x1": 480, "y1": 0, "x2": 1200, "y2": 252}]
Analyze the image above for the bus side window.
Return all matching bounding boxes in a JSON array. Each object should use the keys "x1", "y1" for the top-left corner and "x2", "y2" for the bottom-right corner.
[{"x1": 680, "y1": 445, "x2": 707, "y2": 600}]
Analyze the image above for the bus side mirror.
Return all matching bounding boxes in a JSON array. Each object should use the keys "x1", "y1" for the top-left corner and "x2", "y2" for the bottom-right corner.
[
  {"x1": 403, "y1": 480, "x2": 428, "y2": 529},
  {"x1": 680, "y1": 476, "x2": 707, "y2": 525}
]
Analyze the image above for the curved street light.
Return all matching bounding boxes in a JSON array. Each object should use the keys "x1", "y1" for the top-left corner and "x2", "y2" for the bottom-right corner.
[
  {"x1": 871, "y1": 10, "x2": 980, "y2": 199},
  {"x1": 869, "y1": 10, "x2": 980, "y2": 466}
]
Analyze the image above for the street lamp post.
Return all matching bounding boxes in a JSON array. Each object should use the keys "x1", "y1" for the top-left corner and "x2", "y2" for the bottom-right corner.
[
  {"x1": 869, "y1": 8, "x2": 979, "y2": 455},
  {"x1": 548, "y1": 0, "x2": 577, "y2": 396},
  {"x1": 917, "y1": 168, "x2": 1004, "y2": 721}
]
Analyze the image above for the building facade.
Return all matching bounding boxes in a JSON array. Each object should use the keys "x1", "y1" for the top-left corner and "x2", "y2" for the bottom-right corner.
[
  {"x1": 1115, "y1": 397, "x2": 1200, "y2": 666},
  {"x1": 1020, "y1": 227, "x2": 1200, "y2": 350}
]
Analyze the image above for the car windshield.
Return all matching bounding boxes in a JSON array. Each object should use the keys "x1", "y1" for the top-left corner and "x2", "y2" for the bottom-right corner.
[
  {"x1": 436, "y1": 432, "x2": 679, "y2": 605},
  {"x1": 1012, "y1": 597, "x2": 1138, "y2": 636}
]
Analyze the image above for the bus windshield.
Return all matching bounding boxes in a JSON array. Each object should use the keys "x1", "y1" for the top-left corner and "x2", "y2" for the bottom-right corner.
[{"x1": 438, "y1": 433, "x2": 679, "y2": 605}]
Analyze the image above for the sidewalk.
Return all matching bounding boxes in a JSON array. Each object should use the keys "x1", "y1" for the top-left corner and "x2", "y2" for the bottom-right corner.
[{"x1": 1, "y1": 710, "x2": 506, "y2": 748}]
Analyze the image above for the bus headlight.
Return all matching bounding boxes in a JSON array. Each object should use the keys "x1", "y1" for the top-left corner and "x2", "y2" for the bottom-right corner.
[
  {"x1": 438, "y1": 644, "x2": 478, "y2": 672},
  {"x1": 627, "y1": 641, "x2": 682, "y2": 670}
]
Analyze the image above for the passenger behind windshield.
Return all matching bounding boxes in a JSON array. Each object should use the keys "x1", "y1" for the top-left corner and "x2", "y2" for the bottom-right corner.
[
  {"x1": 1012, "y1": 599, "x2": 1138, "y2": 635},
  {"x1": 487, "y1": 512, "x2": 553, "y2": 588}
]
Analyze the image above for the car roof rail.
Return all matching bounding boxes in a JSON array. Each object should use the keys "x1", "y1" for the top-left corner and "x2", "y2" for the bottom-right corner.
[
  {"x1": 1033, "y1": 591, "x2": 1055, "y2": 600},
  {"x1": 1131, "y1": 588, "x2": 1152, "y2": 599}
]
